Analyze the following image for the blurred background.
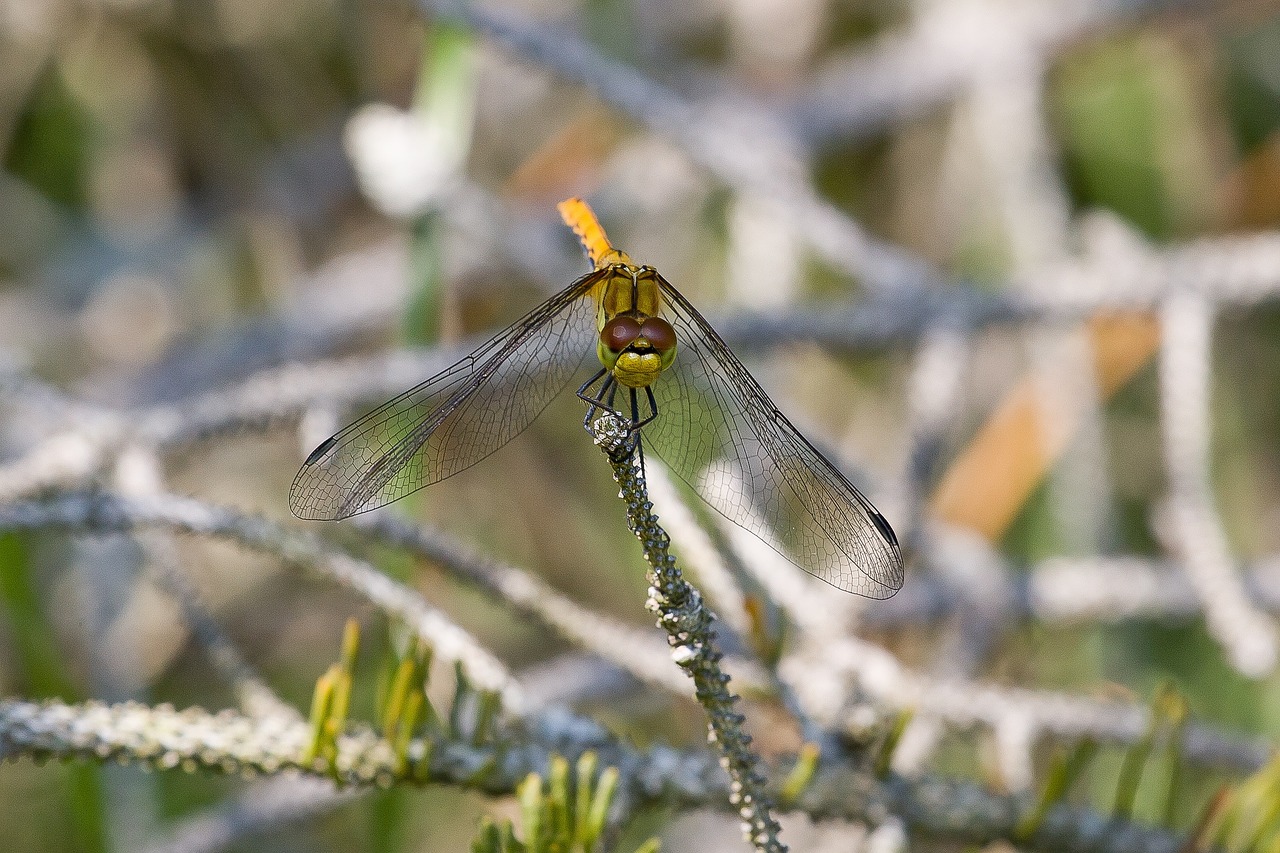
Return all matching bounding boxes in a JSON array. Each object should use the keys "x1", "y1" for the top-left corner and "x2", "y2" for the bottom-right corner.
[{"x1": 5, "y1": 0, "x2": 1280, "y2": 850}]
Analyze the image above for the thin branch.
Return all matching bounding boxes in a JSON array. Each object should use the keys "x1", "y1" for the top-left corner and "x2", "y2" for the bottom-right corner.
[
  {"x1": 0, "y1": 491, "x2": 768, "y2": 705},
  {"x1": 593, "y1": 414, "x2": 787, "y2": 853},
  {"x1": 0, "y1": 491, "x2": 523, "y2": 709},
  {"x1": 0, "y1": 699, "x2": 1207, "y2": 853},
  {"x1": 423, "y1": 0, "x2": 947, "y2": 296},
  {"x1": 1159, "y1": 293, "x2": 1278, "y2": 676},
  {"x1": 813, "y1": 634, "x2": 1269, "y2": 774},
  {"x1": 784, "y1": 0, "x2": 1194, "y2": 147},
  {"x1": 141, "y1": 533, "x2": 297, "y2": 721},
  {"x1": 355, "y1": 512, "x2": 773, "y2": 697},
  {"x1": 0, "y1": 492, "x2": 1265, "y2": 772},
  {"x1": 141, "y1": 777, "x2": 362, "y2": 853}
]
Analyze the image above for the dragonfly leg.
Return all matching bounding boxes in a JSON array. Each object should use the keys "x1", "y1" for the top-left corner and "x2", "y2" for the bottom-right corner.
[
  {"x1": 581, "y1": 374, "x2": 636, "y2": 459},
  {"x1": 576, "y1": 367, "x2": 607, "y2": 398},
  {"x1": 577, "y1": 367, "x2": 609, "y2": 429},
  {"x1": 617, "y1": 385, "x2": 659, "y2": 454},
  {"x1": 611, "y1": 387, "x2": 639, "y2": 458},
  {"x1": 579, "y1": 369, "x2": 658, "y2": 460},
  {"x1": 578, "y1": 371, "x2": 632, "y2": 436},
  {"x1": 629, "y1": 385, "x2": 659, "y2": 430},
  {"x1": 623, "y1": 387, "x2": 651, "y2": 468},
  {"x1": 636, "y1": 431, "x2": 647, "y2": 474}
]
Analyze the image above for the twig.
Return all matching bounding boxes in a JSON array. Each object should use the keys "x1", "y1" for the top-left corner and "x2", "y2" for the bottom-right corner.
[
  {"x1": 0, "y1": 491, "x2": 522, "y2": 709},
  {"x1": 355, "y1": 511, "x2": 774, "y2": 697},
  {"x1": 1159, "y1": 293, "x2": 1278, "y2": 676},
  {"x1": 141, "y1": 534, "x2": 296, "y2": 721},
  {"x1": 141, "y1": 776, "x2": 361, "y2": 853},
  {"x1": 0, "y1": 699, "x2": 1206, "y2": 853},
  {"x1": 592, "y1": 414, "x2": 787, "y2": 852},
  {"x1": 0, "y1": 491, "x2": 770, "y2": 705},
  {"x1": 783, "y1": 0, "x2": 1194, "y2": 147},
  {"x1": 0, "y1": 492, "x2": 1267, "y2": 773},
  {"x1": 422, "y1": 0, "x2": 947, "y2": 296},
  {"x1": 817, "y1": 634, "x2": 1269, "y2": 774}
]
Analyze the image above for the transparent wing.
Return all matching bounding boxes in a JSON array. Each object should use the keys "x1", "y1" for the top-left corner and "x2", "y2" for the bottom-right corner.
[
  {"x1": 290, "y1": 271, "x2": 603, "y2": 520},
  {"x1": 645, "y1": 276, "x2": 903, "y2": 598}
]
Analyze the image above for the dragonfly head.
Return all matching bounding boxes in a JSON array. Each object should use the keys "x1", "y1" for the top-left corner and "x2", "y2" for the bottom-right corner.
[{"x1": 598, "y1": 314, "x2": 677, "y2": 388}]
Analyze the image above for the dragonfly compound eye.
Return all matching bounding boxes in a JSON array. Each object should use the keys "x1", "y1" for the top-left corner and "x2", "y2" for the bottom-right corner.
[
  {"x1": 601, "y1": 316, "x2": 642, "y2": 353},
  {"x1": 639, "y1": 317, "x2": 676, "y2": 353}
]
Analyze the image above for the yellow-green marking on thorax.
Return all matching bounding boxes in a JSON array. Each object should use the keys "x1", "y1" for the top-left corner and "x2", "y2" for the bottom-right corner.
[{"x1": 592, "y1": 258, "x2": 678, "y2": 389}]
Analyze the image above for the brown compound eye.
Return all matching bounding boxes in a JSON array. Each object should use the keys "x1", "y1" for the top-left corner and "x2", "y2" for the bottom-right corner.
[
  {"x1": 601, "y1": 316, "x2": 642, "y2": 353},
  {"x1": 639, "y1": 316, "x2": 676, "y2": 353}
]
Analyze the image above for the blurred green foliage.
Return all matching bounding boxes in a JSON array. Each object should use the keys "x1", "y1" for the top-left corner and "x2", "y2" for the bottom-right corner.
[{"x1": 7, "y1": 73, "x2": 92, "y2": 212}]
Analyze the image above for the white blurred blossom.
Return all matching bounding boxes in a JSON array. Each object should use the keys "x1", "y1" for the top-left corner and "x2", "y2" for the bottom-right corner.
[{"x1": 344, "y1": 103, "x2": 463, "y2": 219}]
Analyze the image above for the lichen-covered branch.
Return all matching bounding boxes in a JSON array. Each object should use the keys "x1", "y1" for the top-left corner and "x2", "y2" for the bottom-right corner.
[
  {"x1": 590, "y1": 415, "x2": 787, "y2": 853},
  {"x1": 0, "y1": 699, "x2": 1203, "y2": 853}
]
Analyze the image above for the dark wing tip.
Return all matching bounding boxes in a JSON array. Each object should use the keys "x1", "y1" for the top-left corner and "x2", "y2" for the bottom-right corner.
[
  {"x1": 868, "y1": 509, "x2": 899, "y2": 548},
  {"x1": 304, "y1": 434, "x2": 340, "y2": 465},
  {"x1": 835, "y1": 509, "x2": 905, "y2": 598}
]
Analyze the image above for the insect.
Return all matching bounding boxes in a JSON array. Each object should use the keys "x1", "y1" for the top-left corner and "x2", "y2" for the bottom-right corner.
[{"x1": 290, "y1": 198, "x2": 903, "y2": 598}]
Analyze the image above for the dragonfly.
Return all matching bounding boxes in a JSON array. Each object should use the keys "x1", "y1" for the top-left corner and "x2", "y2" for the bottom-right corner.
[{"x1": 290, "y1": 198, "x2": 903, "y2": 598}]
